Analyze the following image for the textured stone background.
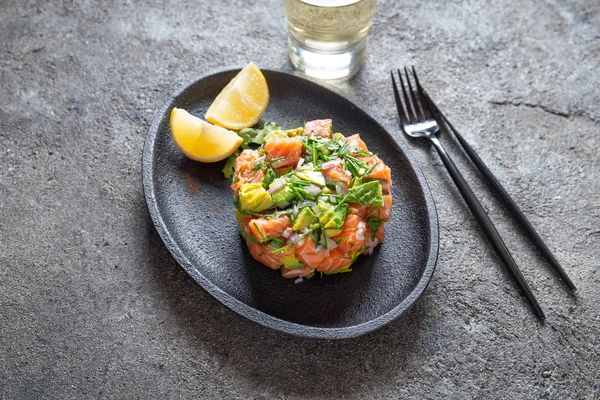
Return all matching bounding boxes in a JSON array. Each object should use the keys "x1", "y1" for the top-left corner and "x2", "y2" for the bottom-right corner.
[{"x1": 1, "y1": 0, "x2": 599, "y2": 398}]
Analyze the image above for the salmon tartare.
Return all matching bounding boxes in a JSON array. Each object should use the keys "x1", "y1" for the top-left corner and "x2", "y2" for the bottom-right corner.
[{"x1": 230, "y1": 119, "x2": 392, "y2": 279}]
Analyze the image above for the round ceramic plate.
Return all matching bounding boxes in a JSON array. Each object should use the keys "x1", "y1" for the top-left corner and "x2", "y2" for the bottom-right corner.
[{"x1": 142, "y1": 68, "x2": 439, "y2": 339}]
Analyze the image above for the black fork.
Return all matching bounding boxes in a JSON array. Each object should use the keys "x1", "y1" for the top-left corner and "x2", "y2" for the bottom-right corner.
[{"x1": 392, "y1": 67, "x2": 545, "y2": 320}]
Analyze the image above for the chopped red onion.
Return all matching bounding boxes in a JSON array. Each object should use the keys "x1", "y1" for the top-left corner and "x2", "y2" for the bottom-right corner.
[
  {"x1": 321, "y1": 158, "x2": 342, "y2": 169},
  {"x1": 294, "y1": 277, "x2": 303, "y2": 284},
  {"x1": 357, "y1": 221, "x2": 366, "y2": 234},
  {"x1": 271, "y1": 158, "x2": 289, "y2": 169},
  {"x1": 282, "y1": 227, "x2": 293, "y2": 239},
  {"x1": 288, "y1": 233, "x2": 302, "y2": 245},
  {"x1": 326, "y1": 238, "x2": 338, "y2": 249},
  {"x1": 367, "y1": 239, "x2": 381, "y2": 255},
  {"x1": 355, "y1": 233, "x2": 365, "y2": 241},
  {"x1": 296, "y1": 157, "x2": 305, "y2": 169},
  {"x1": 316, "y1": 244, "x2": 324, "y2": 253},
  {"x1": 306, "y1": 184, "x2": 321, "y2": 196}
]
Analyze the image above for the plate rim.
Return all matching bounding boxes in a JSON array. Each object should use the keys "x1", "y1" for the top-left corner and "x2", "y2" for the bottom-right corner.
[{"x1": 142, "y1": 66, "x2": 439, "y2": 339}]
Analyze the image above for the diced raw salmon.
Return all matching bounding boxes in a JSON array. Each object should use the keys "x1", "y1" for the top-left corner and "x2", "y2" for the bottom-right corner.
[
  {"x1": 358, "y1": 154, "x2": 392, "y2": 193},
  {"x1": 247, "y1": 238, "x2": 294, "y2": 270},
  {"x1": 346, "y1": 134, "x2": 369, "y2": 152},
  {"x1": 304, "y1": 119, "x2": 332, "y2": 138},
  {"x1": 249, "y1": 215, "x2": 291, "y2": 243},
  {"x1": 234, "y1": 149, "x2": 259, "y2": 175},
  {"x1": 231, "y1": 169, "x2": 265, "y2": 194},
  {"x1": 315, "y1": 248, "x2": 353, "y2": 273},
  {"x1": 295, "y1": 237, "x2": 326, "y2": 269},
  {"x1": 264, "y1": 137, "x2": 303, "y2": 169},
  {"x1": 376, "y1": 195, "x2": 392, "y2": 221},
  {"x1": 231, "y1": 149, "x2": 265, "y2": 194},
  {"x1": 380, "y1": 181, "x2": 391, "y2": 194},
  {"x1": 321, "y1": 161, "x2": 352, "y2": 188},
  {"x1": 332, "y1": 214, "x2": 366, "y2": 253},
  {"x1": 348, "y1": 204, "x2": 368, "y2": 218}
]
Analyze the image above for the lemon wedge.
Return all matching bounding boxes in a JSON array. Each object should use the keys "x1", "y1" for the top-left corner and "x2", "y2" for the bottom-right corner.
[
  {"x1": 169, "y1": 107, "x2": 243, "y2": 162},
  {"x1": 205, "y1": 62, "x2": 269, "y2": 130}
]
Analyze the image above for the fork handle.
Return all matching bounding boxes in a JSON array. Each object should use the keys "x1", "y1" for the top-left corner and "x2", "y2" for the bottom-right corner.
[
  {"x1": 445, "y1": 118, "x2": 576, "y2": 291},
  {"x1": 429, "y1": 136, "x2": 546, "y2": 320}
]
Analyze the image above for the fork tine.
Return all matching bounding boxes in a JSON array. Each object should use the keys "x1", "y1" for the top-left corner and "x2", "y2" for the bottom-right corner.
[
  {"x1": 403, "y1": 67, "x2": 424, "y2": 122},
  {"x1": 390, "y1": 71, "x2": 408, "y2": 129},
  {"x1": 411, "y1": 66, "x2": 433, "y2": 119},
  {"x1": 397, "y1": 69, "x2": 416, "y2": 124}
]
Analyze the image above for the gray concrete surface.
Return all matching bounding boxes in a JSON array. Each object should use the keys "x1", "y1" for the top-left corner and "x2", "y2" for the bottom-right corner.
[{"x1": 1, "y1": 0, "x2": 599, "y2": 398}]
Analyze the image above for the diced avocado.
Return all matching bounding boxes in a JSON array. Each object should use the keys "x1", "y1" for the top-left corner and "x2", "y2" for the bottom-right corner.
[
  {"x1": 271, "y1": 184, "x2": 294, "y2": 207},
  {"x1": 292, "y1": 207, "x2": 319, "y2": 232},
  {"x1": 316, "y1": 200, "x2": 348, "y2": 237},
  {"x1": 281, "y1": 254, "x2": 305, "y2": 269},
  {"x1": 317, "y1": 143, "x2": 333, "y2": 156},
  {"x1": 263, "y1": 130, "x2": 289, "y2": 143},
  {"x1": 295, "y1": 166, "x2": 326, "y2": 187},
  {"x1": 333, "y1": 132, "x2": 345, "y2": 141},
  {"x1": 275, "y1": 166, "x2": 293, "y2": 177},
  {"x1": 238, "y1": 183, "x2": 275, "y2": 213},
  {"x1": 347, "y1": 180, "x2": 383, "y2": 207},
  {"x1": 284, "y1": 127, "x2": 304, "y2": 137}
]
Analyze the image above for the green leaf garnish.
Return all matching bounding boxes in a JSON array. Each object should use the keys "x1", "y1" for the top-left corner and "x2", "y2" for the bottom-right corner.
[
  {"x1": 238, "y1": 121, "x2": 281, "y2": 149},
  {"x1": 222, "y1": 150, "x2": 240, "y2": 179}
]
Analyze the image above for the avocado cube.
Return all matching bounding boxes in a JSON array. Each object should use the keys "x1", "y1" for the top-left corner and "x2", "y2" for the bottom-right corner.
[
  {"x1": 263, "y1": 130, "x2": 289, "y2": 143},
  {"x1": 284, "y1": 127, "x2": 304, "y2": 137},
  {"x1": 347, "y1": 181, "x2": 383, "y2": 207},
  {"x1": 292, "y1": 207, "x2": 319, "y2": 232},
  {"x1": 317, "y1": 143, "x2": 333, "y2": 156},
  {"x1": 275, "y1": 166, "x2": 293, "y2": 177},
  {"x1": 333, "y1": 132, "x2": 345, "y2": 141},
  {"x1": 281, "y1": 254, "x2": 305, "y2": 269},
  {"x1": 271, "y1": 184, "x2": 294, "y2": 208},
  {"x1": 316, "y1": 200, "x2": 348, "y2": 237},
  {"x1": 238, "y1": 183, "x2": 275, "y2": 213},
  {"x1": 295, "y1": 166, "x2": 326, "y2": 187}
]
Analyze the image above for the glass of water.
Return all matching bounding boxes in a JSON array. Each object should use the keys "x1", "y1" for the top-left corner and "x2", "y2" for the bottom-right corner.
[{"x1": 283, "y1": 0, "x2": 377, "y2": 80}]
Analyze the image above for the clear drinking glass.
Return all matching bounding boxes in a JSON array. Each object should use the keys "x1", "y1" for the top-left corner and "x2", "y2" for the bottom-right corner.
[{"x1": 283, "y1": 0, "x2": 377, "y2": 80}]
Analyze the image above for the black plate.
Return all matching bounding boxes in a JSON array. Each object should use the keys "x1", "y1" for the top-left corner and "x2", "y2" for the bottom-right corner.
[{"x1": 142, "y1": 68, "x2": 439, "y2": 339}]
